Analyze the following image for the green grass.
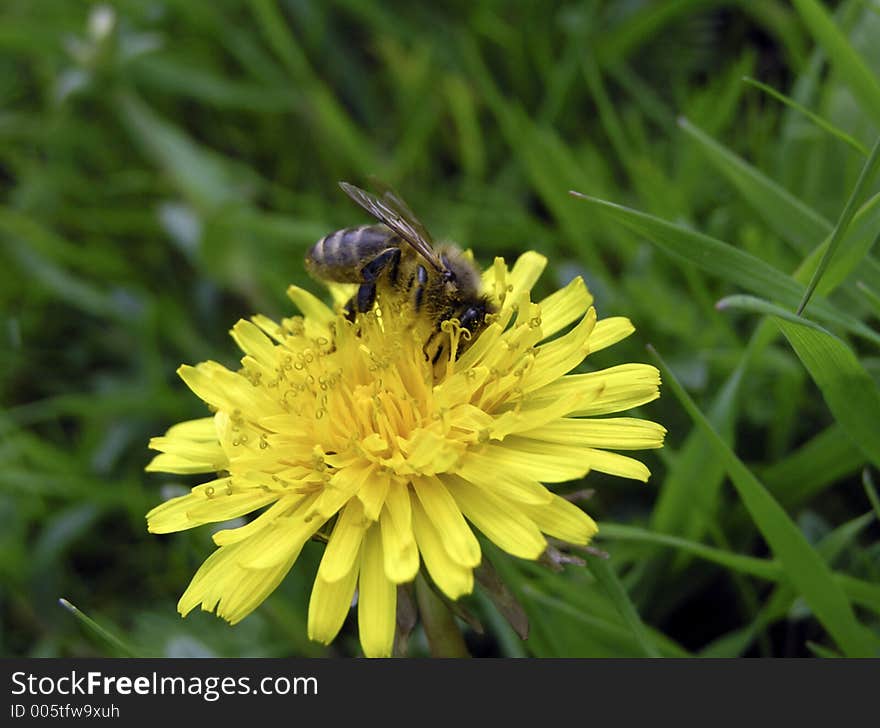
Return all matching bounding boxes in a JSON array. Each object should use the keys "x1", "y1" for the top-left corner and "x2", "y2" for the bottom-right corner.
[{"x1": 2, "y1": 0, "x2": 878, "y2": 658}]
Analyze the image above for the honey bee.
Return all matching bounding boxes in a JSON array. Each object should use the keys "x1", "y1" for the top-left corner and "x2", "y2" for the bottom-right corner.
[{"x1": 306, "y1": 181, "x2": 495, "y2": 361}]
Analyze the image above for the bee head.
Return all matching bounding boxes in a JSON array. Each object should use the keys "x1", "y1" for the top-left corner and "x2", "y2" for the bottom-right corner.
[{"x1": 457, "y1": 297, "x2": 494, "y2": 335}]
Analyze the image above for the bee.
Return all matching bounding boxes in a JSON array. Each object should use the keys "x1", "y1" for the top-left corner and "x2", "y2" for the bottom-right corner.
[{"x1": 306, "y1": 181, "x2": 495, "y2": 361}]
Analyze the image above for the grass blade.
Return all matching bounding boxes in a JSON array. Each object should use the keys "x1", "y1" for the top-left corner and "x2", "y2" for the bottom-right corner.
[
  {"x1": 59, "y1": 598, "x2": 139, "y2": 657},
  {"x1": 797, "y1": 192, "x2": 880, "y2": 298},
  {"x1": 761, "y1": 424, "x2": 864, "y2": 508},
  {"x1": 585, "y1": 555, "x2": 661, "y2": 658},
  {"x1": 806, "y1": 641, "x2": 842, "y2": 658},
  {"x1": 599, "y1": 523, "x2": 781, "y2": 580},
  {"x1": 791, "y1": 0, "x2": 880, "y2": 126},
  {"x1": 864, "y1": 469, "x2": 880, "y2": 522},
  {"x1": 742, "y1": 76, "x2": 868, "y2": 155},
  {"x1": 601, "y1": 523, "x2": 880, "y2": 615},
  {"x1": 856, "y1": 280, "x2": 880, "y2": 317},
  {"x1": 648, "y1": 345, "x2": 878, "y2": 657},
  {"x1": 678, "y1": 116, "x2": 831, "y2": 253},
  {"x1": 719, "y1": 294, "x2": 880, "y2": 469},
  {"x1": 117, "y1": 91, "x2": 252, "y2": 211},
  {"x1": 569, "y1": 192, "x2": 880, "y2": 346},
  {"x1": 797, "y1": 136, "x2": 880, "y2": 313}
]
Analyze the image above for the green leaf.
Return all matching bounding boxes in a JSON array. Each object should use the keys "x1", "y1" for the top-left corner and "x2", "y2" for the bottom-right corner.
[
  {"x1": 719, "y1": 294, "x2": 880, "y2": 470},
  {"x1": 679, "y1": 116, "x2": 830, "y2": 253},
  {"x1": 132, "y1": 56, "x2": 299, "y2": 111},
  {"x1": 569, "y1": 192, "x2": 880, "y2": 346},
  {"x1": 585, "y1": 555, "x2": 661, "y2": 658},
  {"x1": 817, "y1": 512, "x2": 876, "y2": 566},
  {"x1": 798, "y1": 191, "x2": 880, "y2": 298},
  {"x1": 248, "y1": 0, "x2": 375, "y2": 172},
  {"x1": 797, "y1": 136, "x2": 880, "y2": 313},
  {"x1": 806, "y1": 641, "x2": 842, "y2": 658},
  {"x1": 742, "y1": 76, "x2": 868, "y2": 156},
  {"x1": 650, "y1": 352, "x2": 747, "y2": 546},
  {"x1": 600, "y1": 523, "x2": 880, "y2": 616},
  {"x1": 791, "y1": 0, "x2": 880, "y2": 127},
  {"x1": 599, "y1": 523, "x2": 781, "y2": 580},
  {"x1": 649, "y1": 344, "x2": 878, "y2": 657},
  {"x1": 863, "y1": 469, "x2": 880, "y2": 522},
  {"x1": 117, "y1": 92, "x2": 254, "y2": 212},
  {"x1": 59, "y1": 598, "x2": 140, "y2": 657},
  {"x1": 520, "y1": 587, "x2": 689, "y2": 658},
  {"x1": 857, "y1": 280, "x2": 880, "y2": 317},
  {"x1": 761, "y1": 424, "x2": 865, "y2": 508}
]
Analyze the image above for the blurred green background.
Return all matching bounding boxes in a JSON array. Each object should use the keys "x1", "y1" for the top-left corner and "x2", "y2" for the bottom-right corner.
[{"x1": 3, "y1": 0, "x2": 879, "y2": 658}]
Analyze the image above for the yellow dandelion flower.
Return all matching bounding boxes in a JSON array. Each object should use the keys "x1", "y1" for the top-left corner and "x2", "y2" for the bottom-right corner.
[{"x1": 145, "y1": 251, "x2": 664, "y2": 657}]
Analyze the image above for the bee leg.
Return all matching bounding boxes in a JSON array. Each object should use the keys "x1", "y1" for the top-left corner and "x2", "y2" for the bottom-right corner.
[
  {"x1": 423, "y1": 327, "x2": 442, "y2": 363},
  {"x1": 343, "y1": 282, "x2": 380, "y2": 319},
  {"x1": 458, "y1": 306, "x2": 481, "y2": 333},
  {"x1": 343, "y1": 297, "x2": 357, "y2": 322},
  {"x1": 413, "y1": 265, "x2": 429, "y2": 312},
  {"x1": 361, "y1": 247, "x2": 401, "y2": 285},
  {"x1": 347, "y1": 248, "x2": 402, "y2": 316}
]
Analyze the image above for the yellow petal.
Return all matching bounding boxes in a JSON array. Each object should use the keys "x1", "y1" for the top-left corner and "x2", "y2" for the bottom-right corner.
[
  {"x1": 523, "y1": 307, "x2": 597, "y2": 392},
  {"x1": 412, "y1": 476, "x2": 481, "y2": 568},
  {"x1": 519, "y1": 495, "x2": 598, "y2": 544},
  {"x1": 490, "y1": 388, "x2": 592, "y2": 439},
  {"x1": 237, "y1": 506, "x2": 324, "y2": 569},
  {"x1": 147, "y1": 436, "x2": 227, "y2": 466},
  {"x1": 308, "y1": 557, "x2": 360, "y2": 645},
  {"x1": 528, "y1": 363, "x2": 661, "y2": 417},
  {"x1": 144, "y1": 452, "x2": 221, "y2": 475},
  {"x1": 384, "y1": 480, "x2": 412, "y2": 534},
  {"x1": 216, "y1": 555, "x2": 298, "y2": 624},
  {"x1": 311, "y1": 462, "x2": 374, "y2": 520},
  {"x1": 230, "y1": 319, "x2": 278, "y2": 369},
  {"x1": 164, "y1": 417, "x2": 217, "y2": 440},
  {"x1": 177, "y1": 538, "x2": 299, "y2": 625},
  {"x1": 398, "y1": 429, "x2": 463, "y2": 475},
  {"x1": 178, "y1": 544, "x2": 231, "y2": 617},
  {"x1": 453, "y1": 321, "x2": 504, "y2": 371},
  {"x1": 250, "y1": 313, "x2": 285, "y2": 343},
  {"x1": 483, "y1": 256, "x2": 508, "y2": 303},
  {"x1": 466, "y1": 440, "x2": 590, "y2": 483},
  {"x1": 211, "y1": 494, "x2": 303, "y2": 546},
  {"x1": 358, "y1": 525, "x2": 396, "y2": 658},
  {"x1": 318, "y1": 498, "x2": 369, "y2": 582},
  {"x1": 455, "y1": 454, "x2": 553, "y2": 505},
  {"x1": 433, "y1": 366, "x2": 491, "y2": 408},
  {"x1": 287, "y1": 285, "x2": 335, "y2": 326},
  {"x1": 358, "y1": 468, "x2": 390, "y2": 521},
  {"x1": 585, "y1": 448, "x2": 652, "y2": 481},
  {"x1": 411, "y1": 496, "x2": 473, "y2": 599},
  {"x1": 379, "y1": 504, "x2": 419, "y2": 583},
  {"x1": 537, "y1": 276, "x2": 593, "y2": 338},
  {"x1": 506, "y1": 251, "x2": 548, "y2": 303},
  {"x1": 146, "y1": 479, "x2": 275, "y2": 533},
  {"x1": 178, "y1": 362, "x2": 283, "y2": 415},
  {"x1": 326, "y1": 281, "x2": 357, "y2": 310},
  {"x1": 517, "y1": 417, "x2": 667, "y2": 450},
  {"x1": 443, "y1": 474, "x2": 546, "y2": 559},
  {"x1": 588, "y1": 316, "x2": 635, "y2": 353}
]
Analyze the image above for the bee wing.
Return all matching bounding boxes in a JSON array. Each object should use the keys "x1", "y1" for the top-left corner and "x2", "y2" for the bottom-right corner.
[{"x1": 339, "y1": 181, "x2": 444, "y2": 272}]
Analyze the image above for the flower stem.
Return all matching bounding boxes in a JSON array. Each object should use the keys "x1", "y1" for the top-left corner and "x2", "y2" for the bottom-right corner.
[{"x1": 414, "y1": 574, "x2": 470, "y2": 658}]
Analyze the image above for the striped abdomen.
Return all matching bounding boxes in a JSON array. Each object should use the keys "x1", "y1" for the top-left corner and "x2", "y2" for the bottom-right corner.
[{"x1": 306, "y1": 224, "x2": 397, "y2": 282}]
